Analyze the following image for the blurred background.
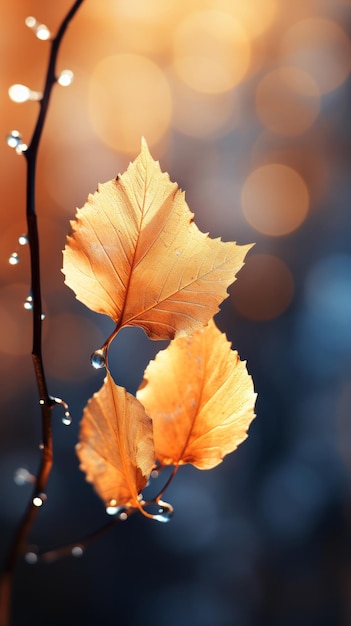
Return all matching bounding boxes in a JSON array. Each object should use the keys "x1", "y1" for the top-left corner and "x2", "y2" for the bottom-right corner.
[{"x1": 1, "y1": 0, "x2": 351, "y2": 624}]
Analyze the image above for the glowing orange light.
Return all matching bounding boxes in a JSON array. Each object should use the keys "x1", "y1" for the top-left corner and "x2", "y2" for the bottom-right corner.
[
  {"x1": 281, "y1": 18, "x2": 351, "y2": 93},
  {"x1": 231, "y1": 254, "x2": 294, "y2": 321},
  {"x1": 173, "y1": 11, "x2": 251, "y2": 94},
  {"x1": 255, "y1": 66, "x2": 320, "y2": 136},
  {"x1": 242, "y1": 164, "x2": 309, "y2": 236},
  {"x1": 230, "y1": 0, "x2": 278, "y2": 37},
  {"x1": 170, "y1": 72, "x2": 239, "y2": 138},
  {"x1": 89, "y1": 54, "x2": 172, "y2": 153}
]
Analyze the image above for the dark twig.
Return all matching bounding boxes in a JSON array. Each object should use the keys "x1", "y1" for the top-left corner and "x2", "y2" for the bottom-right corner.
[{"x1": 0, "y1": 3, "x2": 84, "y2": 625}]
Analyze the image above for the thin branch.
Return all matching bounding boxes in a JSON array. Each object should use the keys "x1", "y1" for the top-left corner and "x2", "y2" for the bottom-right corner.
[{"x1": 0, "y1": 3, "x2": 84, "y2": 625}]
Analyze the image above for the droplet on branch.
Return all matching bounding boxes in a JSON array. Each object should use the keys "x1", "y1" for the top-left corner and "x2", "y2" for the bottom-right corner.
[
  {"x1": 25, "y1": 16, "x2": 51, "y2": 40},
  {"x1": 9, "y1": 252, "x2": 20, "y2": 265},
  {"x1": 57, "y1": 70, "x2": 74, "y2": 87}
]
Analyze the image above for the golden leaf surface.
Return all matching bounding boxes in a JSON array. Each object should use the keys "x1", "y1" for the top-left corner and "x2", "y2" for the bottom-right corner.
[
  {"x1": 63, "y1": 139, "x2": 252, "y2": 340},
  {"x1": 76, "y1": 371, "x2": 155, "y2": 509},
  {"x1": 137, "y1": 319, "x2": 256, "y2": 470}
]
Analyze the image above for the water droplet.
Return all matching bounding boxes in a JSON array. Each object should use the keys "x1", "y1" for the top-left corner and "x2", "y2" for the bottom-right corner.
[
  {"x1": 41, "y1": 313, "x2": 45, "y2": 320},
  {"x1": 153, "y1": 500, "x2": 174, "y2": 523},
  {"x1": 25, "y1": 16, "x2": 37, "y2": 28},
  {"x1": 6, "y1": 130, "x2": 22, "y2": 148},
  {"x1": 62, "y1": 411, "x2": 72, "y2": 426},
  {"x1": 33, "y1": 493, "x2": 47, "y2": 507},
  {"x1": 72, "y1": 545, "x2": 84, "y2": 558},
  {"x1": 150, "y1": 469, "x2": 159, "y2": 479},
  {"x1": 14, "y1": 468, "x2": 35, "y2": 486},
  {"x1": 106, "y1": 502, "x2": 127, "y2": 517},
  {"x1": 15, "y1": 142, "x2": 28, "y2": 154},
  {"x1": 39, "y1": 443, "x2": 44, "y2": 450},
  {"x1": 24, "y1": 295, "x2": 33, "y2": 310},
  {"x1": 90, "y1": 348, "x2": 106, "y2": 369},
  {"x1": 9, "y1": 252, "x2": 19, "y2": 265},
  {"x1": 8, "y1": 84, "x2": 31, "y2": 103},
  {"x1": 57, "y1": 70, "x2": 74, "y2": 87},
  {"x1": 25, "y1": 551, "x2": 38, "y2": 564},
  {"x1": 36, "y1": 24, "x2": 51, "y2": 40},
  {"x1": 39, "y1": 399, "x2": 45, "y2": 405},
  {"x1": 18, "y1": 234, "x2": 28, "y2": 245}
]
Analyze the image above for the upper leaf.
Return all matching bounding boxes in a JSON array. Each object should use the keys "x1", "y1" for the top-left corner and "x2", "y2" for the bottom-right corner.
[
  {"x1": 63, "y1": 139, "x2": 252, "y2": 340},
  {"x1": 76, "y1": 371, "x2": 155, "y2": 509},
  {"x1": 137, "y1": 319, "x2": 256, "y2": 470}
]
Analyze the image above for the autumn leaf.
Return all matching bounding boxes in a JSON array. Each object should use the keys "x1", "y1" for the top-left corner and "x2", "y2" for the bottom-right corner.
[
  {"x1": 137, "y1": 319, "x2": 256, "y2": 470},
  {"x1": 63, "y1": 138, "x2": 252, "y2": 341},
  {"x1": 76, "y1": 371, "x2": 155, "y2": 510}
]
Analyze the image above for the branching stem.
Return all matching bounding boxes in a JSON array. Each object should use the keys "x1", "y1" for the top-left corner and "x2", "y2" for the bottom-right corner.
[{"x1": 0, "y1": 3, "x2": 84, "y2": 625}]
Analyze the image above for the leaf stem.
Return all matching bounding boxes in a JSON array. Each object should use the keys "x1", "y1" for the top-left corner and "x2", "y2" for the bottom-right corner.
[{"x1": 0, "y1": 3, "x2": 84, "y2": 625}]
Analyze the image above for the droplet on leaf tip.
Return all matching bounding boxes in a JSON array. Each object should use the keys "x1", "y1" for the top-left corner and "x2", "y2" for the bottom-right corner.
[
  {"x1": 9, "y1": 252, "x2": 19, "y2": 265},
  {"x1": 62, "y1": 410, "x2": 72, "y2": 426},
  {"x1": 90, "y1": 349, "x2": 106, "y2": 369},
  {"x1": 105, "y1": 502, "x2": 128, "y2": 517}
]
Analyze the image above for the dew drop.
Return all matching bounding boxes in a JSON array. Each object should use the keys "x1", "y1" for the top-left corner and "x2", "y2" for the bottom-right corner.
[
  {"x1": 33, "y1": 493, "x2": 47, "y2": 507},
  {"x1": 153, "y1": 500, "x2": 174, "y2": 523},
  {"x1": 15, "y1": 142, "x2": 28, "y2": 154},
  {"x1": 18, "y1": 234, "x2": 28, "y2": 245},
  {"x1": 72, "y1": 545, "x2": 84, "y2": 558},
  {"x1": 25, "y1": 16, "x2": 37, "y2": 28},
  {"x1": 90, "y1": 348, "x2": 106, "y2": 369},
  {"x1": 41, "y1": 312, "x2": 46, "y2": 320},
  {"x1": 39, "y1": 443, "x2": 44, "y2": 450},
  {"x1": 14, "y1": 467, "x2": 35, "y2": 486},
  {"x1": 25, "y1": 551, "x2": 38, "y2": 564},
  {"x1": 57, "y1": 70, "x2": 74, "y2": 87},
  {"x1": 39, "y1": 399, "x2": 45, "y2": 405},
  {"x1": 6, "y1": 130, "x2": 22, "y2": 148},
  {"x1": 150, "y1": 469, "x2": 159, "y2": 479},
  {"x1": 24, "y1": 295, "x2": 33, "y2": 310},
  {"x1": 8, "y1": 84, "x2": 31, "y2": 103},
  {"x1": 9, "y1": 252, "x2": 19, "y2": 265},
  {"x1": 36, "y1": 24, "x2": 51, "y2": 41},
  {"x1": 106, "y1": 502, "x2": 127, "y2": 517},
  {"x1": 62, "y1": 410, "x2": 72, "y2": 426}
]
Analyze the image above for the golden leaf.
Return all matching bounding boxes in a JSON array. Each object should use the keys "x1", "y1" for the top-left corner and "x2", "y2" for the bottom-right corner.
[
  {"x1": 137, "y1": 319, "x2": 256, "y2": 470},
  {"x1": 63, "y1": 138, "x2": 252, "y2": 341},
  {"x1": 76, "y1": 371, "x2": 155, "y2": 509}
]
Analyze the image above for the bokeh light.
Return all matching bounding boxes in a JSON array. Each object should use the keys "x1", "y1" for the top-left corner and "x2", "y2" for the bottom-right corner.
[
  {"x1": 241, "y1": 163, "x2": 309, "y2": 236},
  {"x1": 281, "y1": 18, "x2": 351, "y2": 93},
  {"x1": 89, "y1": 54, "x2": 172, "y2": 153},
  {"x1": 1, "y1": 2, "x2": 351, "y2": 625},
  {"x1": 170, "y1": 72, "x2": 239, "y2": 138},
  {"x1": 231, "y1": 254, "x2": 294, "y2": 321},
  {"x1": 255, "y1": 66, "x2": 320, "y2": 136},
  {"x1": 173, "y1": 10, "x2": 251, "y2": 94}
]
